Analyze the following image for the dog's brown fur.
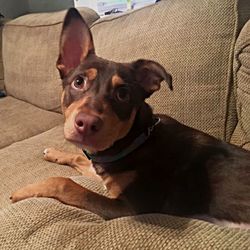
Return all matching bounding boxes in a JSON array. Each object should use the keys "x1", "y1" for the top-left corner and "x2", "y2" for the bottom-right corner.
[{"x1": 11, "y1": 8, "x2": 250, "y2": 228}]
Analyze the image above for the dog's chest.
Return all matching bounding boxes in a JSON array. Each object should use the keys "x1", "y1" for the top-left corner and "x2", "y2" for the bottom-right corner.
[{"x1": 94, "y1": 164, "x2": 137, "y2": 198}]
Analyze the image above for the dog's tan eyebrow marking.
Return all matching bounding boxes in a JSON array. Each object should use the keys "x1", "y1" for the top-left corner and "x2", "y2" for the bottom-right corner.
[
  {"x1": 112, "y1": 74, "x2": 124, "y2": 87},
  {"x1": 85, "y1": 68, "x2": 97, "y2": 81}
]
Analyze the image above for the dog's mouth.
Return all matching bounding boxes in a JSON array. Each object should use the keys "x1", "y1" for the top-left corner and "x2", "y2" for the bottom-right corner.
[
  {"x1": 63, "y1": 120, "x2": 124, "y2": 154},
  {"x1": 63, "y1": 108, "x2": 137, "y2": 154},
  {"x1": 64, "y1": 120, "x2": 110, "y2": 153},
  {"x1": 64, "y1": 130, "x2": 106, "y2": 153}
]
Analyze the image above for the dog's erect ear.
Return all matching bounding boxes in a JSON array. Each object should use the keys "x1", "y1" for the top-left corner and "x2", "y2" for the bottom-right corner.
[
  {"x1": 56, "y1": 8, "x2": 95, "y2": 78},
  {"x1": 132, "y1": 59, "x2": 173, "y2": 97}
]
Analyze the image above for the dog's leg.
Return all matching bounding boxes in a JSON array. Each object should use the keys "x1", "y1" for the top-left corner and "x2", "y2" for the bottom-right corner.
[
  {"x1": 11, "y1": 177, "x2": 134, "y2": 219},
  {"x1": 43, "y1": 148, "x2": 101, "y2": 182}
]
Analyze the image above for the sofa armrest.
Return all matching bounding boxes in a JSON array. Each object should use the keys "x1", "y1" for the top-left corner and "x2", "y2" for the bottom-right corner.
[
  {"x1": 231, "y1": 19, "x2": 250, "y2": 149},
  {"x1": 0, "y1": 19, "x2": 7, "y2": 91}
]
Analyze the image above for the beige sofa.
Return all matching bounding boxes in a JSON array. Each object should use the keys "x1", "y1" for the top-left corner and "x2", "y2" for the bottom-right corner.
[{"x1": 0, "y1": 0, "x2": 250, "y2": 249}]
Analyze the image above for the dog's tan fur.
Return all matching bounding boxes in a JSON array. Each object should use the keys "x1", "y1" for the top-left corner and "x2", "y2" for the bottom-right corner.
[
  {"x1": 44, "y1": 148, "x2": 137, "y2": 199},
  {"x1": 111, "y1": 74, "x2": 124, "y2": 87}
]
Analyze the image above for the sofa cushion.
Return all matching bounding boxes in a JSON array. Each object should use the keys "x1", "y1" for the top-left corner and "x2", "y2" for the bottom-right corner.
[
  {"x1": 230, "y1": 123, "x2": 250, "y2": 150},
  {"x1": 231, "y1": 20, "x2": 250, "y2": 148},
  {"x1": 0, "y1": 125, "x2": 249, "y2": 249},
  {"x1": 91, "y1": 0, "x2": 250, "y2": 141},
  {"x1": 0, "y1": 96, "x2": 63, "y2": 149},
  {"x1": 0, "y1": 125, "x2": 84, "y2": 207},
  {"x1": 0, "y1": 201, "x2": 249, "y2": 250},
  {"x1": 2, "y1": 8, "x2": 99, "y2": 112}
]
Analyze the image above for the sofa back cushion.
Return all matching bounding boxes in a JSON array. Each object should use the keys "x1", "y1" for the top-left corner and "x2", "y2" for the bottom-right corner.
[
  {"x1": 91, "y1": 0, "x2": 250, "y2": 140},
  {"x1": 3, "y1": 8, "x2": 99, "y2": 112}
]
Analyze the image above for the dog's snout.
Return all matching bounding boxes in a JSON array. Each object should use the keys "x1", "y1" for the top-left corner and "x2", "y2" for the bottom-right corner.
[{"x1": 75, "y1": 113, "x2": 103, "y2": 136}]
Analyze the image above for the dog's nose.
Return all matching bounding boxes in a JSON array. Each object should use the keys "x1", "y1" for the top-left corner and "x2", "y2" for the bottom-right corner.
[{"x1": 75, "y1": 113, "x2": 103, "y2": 136}]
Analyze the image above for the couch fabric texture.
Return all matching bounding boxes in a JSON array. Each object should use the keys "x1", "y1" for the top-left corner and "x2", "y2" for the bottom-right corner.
[
  {"x1": 231, "y1": 19, "x2": 250, "y2": 150},
  {"x1": 0, "y1": 0, "x2": 250, "y2": 249},
  {"x1": 0, "y1": 96, "x2": 62, "y2": 149}
]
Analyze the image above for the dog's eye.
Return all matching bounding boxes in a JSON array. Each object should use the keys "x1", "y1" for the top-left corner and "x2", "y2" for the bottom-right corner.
[
  {"x1": 116, "y1": 87, "x2": 130, "y2": 102},
  {"x1": 72, "y1": 75, "x2": 88, "y2": 90}
]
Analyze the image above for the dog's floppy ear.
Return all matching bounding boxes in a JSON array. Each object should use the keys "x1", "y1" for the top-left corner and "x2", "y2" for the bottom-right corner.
[
  {"x1": 57, "y1": 8, "x2": 95, "y2": 78},
  {"x1": 132, "y1": 59, "x2": 173, "y2": 97}
]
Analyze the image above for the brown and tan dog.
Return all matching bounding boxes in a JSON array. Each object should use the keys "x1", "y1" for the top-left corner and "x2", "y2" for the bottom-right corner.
[{"x1": 11, "y1": 8, "x2": 250, "y2": 228}]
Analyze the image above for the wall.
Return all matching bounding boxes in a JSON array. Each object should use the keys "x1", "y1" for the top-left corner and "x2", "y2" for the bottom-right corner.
[
  {"x1": 0, "y1": 0, "x2": 74, "y2": 19},
  {"x1": 0, "y1": 0, "x2": 28, "y2": 19},
  {"x1": 74, "y1": 0, "x2": 98, "y2": 11},
  {"x1": 28, "y1": 0, "x2": 74, "y2": 13}
]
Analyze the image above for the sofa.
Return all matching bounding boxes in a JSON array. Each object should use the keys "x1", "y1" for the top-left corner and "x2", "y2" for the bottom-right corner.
[{"x1": 0, "y1": 0, "x2": 250, "y2": 249}]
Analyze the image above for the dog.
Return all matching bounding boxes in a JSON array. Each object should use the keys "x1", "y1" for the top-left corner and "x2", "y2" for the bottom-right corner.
[{"x1": 11, "y1": 8, "x2": 250, "y2": 229}]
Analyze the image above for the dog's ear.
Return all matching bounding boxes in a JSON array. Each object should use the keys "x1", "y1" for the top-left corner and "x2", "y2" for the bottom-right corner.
[
  {"x1": 132, "y1": 59, "x2": 173, "y2": 97},
  {"x1": 56, "y1": 8, "x2": 95, "y2": 78}
]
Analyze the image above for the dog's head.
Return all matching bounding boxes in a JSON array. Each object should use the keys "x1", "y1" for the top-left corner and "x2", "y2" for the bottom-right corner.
[{"x1": 57, "y1": 8, "x2": 172, "y2": 154}]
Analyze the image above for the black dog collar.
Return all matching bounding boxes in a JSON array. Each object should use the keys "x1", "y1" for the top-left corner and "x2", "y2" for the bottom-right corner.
[{"x1": 83, "y1": 117, "x2": 161, "y2": 164}]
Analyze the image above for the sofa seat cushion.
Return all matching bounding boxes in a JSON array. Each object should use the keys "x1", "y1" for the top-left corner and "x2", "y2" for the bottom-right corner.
[
  {"x1": 1, "y1": 200, "x2": 249, "y2": 250},
  {"x1": 0, "y1": 124, "x2": 249, "y2": 249},
  {"x1": 0, "y1": 96, "x2": 63, "y2": 149},
  {"x1": 0, "y1": 125, "x2": 106, "y2": 208}
]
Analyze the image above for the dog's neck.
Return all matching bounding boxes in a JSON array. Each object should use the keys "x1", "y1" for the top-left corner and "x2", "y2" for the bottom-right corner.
[{"x1": 83, "y1": 102, "x2": 157, "y2": 165}]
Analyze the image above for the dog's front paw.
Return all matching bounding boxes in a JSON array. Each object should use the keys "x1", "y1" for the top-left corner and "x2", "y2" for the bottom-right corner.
[
  {"x1": 43, "y1": 148, "x2": 68, "y2": 164},
  {"x1": 10, "y1": 177, "x2": 67, "y2": 203},
  {"x1": 10, "y1": 183, "x2": 44, "y2": 203}
]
